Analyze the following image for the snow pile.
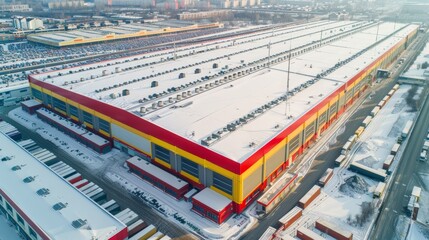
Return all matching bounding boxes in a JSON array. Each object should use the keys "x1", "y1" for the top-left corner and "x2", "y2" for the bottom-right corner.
[
  {"x1": 339, "y1": 175, "x2": 370, "y2": 197},
  {"x1": 407, "y1": 221, "x2": 429, "y2": 240}
]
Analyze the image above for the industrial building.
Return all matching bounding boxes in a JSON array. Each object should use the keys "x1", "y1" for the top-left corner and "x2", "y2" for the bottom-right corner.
[
  {"x1": 0, "y1": 132, "x2": 128, "y2": 240},
  {"x1": 27, "y1": 21, "x2": 222, "y2": 47},
  {"x1": 28, "y1": 20, "x2": 418, "y2": 223}
]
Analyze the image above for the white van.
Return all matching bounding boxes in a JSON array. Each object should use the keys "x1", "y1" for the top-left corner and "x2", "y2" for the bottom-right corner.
[{"x1": 420, "y1": 150, "x2": 427, "y2": 162}]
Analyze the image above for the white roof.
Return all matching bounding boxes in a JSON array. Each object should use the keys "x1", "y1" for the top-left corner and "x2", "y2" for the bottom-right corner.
[
  {"x1": 192, "y1": 188, "x2": 232, "y2": 212},
  {"x1": 0, "y1": 132, "x2": 125, "y2": 240},
  {"x1": 126, "y1": 156, "x2": 188, "y2": 190},
  {"x1": 278, "y1": 206, "x2": 302, "y2": 224},
  {"x1": 316, "y1": 219, "x2": 352, "y2": 238},
  {"x1": 81, "y1": 132, "x2": 110, "y2": 146},
  {"x1": 31, "y1": 21, "x2": 419, "y2": 162},
  {"x1": 36, "y1": 108, "x2": 86, "y2": 135},
  {"x1": 299, "y1": 185, "x2": 321, "y2": 204},
  {"x1": 412, "y1": 186, "x2": 421, "y2": 197},
  {"x1": 21, "y1": 99, "x2": 42, "y2": 108}
]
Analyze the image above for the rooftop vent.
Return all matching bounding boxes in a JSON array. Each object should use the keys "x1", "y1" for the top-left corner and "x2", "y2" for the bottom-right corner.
[
  {"x1": 37, "y1": 188, "x2": 50, "y2": 197},
  {"x1": 53, "y1": 202, "x2": 68, "y2": 211},
  {"x1": 72, "y1": 219, "x2": 87, "y2": 229},
  {"x1": 23, "y1": 176, "x2": 35, "y2": 183},
  {"x1": 11, "y1": 165, "x2": 22, "y2": 171}
]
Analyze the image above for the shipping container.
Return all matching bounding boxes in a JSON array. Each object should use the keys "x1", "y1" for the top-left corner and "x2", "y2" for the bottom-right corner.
[
  {"x1": 362, "y1": 116, "x2": 372, "y2": 127},
  {"x1": 383, "y1": 155, "x2": 394, "y2": 171},
  {"x1": 82, "y1": 185, "x2": 100, "y2": 195},
  {"x1": 412, "y1": 186, "x2": 421, "y2": 200},
  {"x1": 129, "y1": 224, "x2": 156, "y2": 240},
  {"x1": 349, "y1": 162, "x2": 387, "y2": 181},
  {"x1": 335, "y1": 155, "x2": 346, "y2": 167},
  {"x1": 298, "y1": 185, "x2": 321, "y2": 209},
  {"x1": 423, "y1": 140, "x2": 429, "y2": 150},
  {"x1": 105, "y1": 203, "x2": 120, "y2": 214},
  {"x1": 101, "y1": 199, "x2": 116, "y2": 209},
  {"x1": 128, "y1": 219, "x2": 147, "y2": 237},
  {"x1": 370, "y1": 106, "x2": 380, "y2": 117},
  {"x1": 348, "y1": 135, "x2": 357, "y2": 145},
  {"x1": 341, "y1": 141, "x2": 352, "y2": 155},
  {"x1": 355, "y1": 126, "x2": 365, "y2": 138},
  {"x1": 73, "y1": 179, "x2": 89, "y2": 189},
  {"x1": 393, "y1": 84, "x2": 399, "y2": 91},
  {"x1": 258, "y1": 226, "x2": 276, "y2": 240},
  {"x1": 401, "y1": 120, "x2": 413, "y2": 139},
  {"x1": 315, "y1": 219, "x2": 352, "y2": 240},
  {"x1": 318, "y1": 168, "x2": 334, "y2": 187},
  {"x1": 158, "y1": 236, "x2": 171, "y2": 240},
  {"x1": 278, "y1": 206, "x2": 302, "y2": 230},
  {"x1": 115, "y1": 208, "x2": 132, "y2": 220},
  {"x1": 373, "y1": 182, "x2": 386, "y2": 198},
  {"x1": 147, "y1": 231, "x2": 164, "y2": 240},
  {"x1": 65, "y1": 173, "x2": 82, "y2": 184},
  {"x1": 79, "y1": 182, "x2": 95, "y2": 192},
  {"x1": 119, "y1": 211, "x2": 139, "y2": 226},
  {"x1": 382, "y1": 96, "x2": 389, "y2": 102},
  {"x1": 296, "y1": 227, "x2": 325, "y2": 240},
  {"x1": 391, "y1": 143, "x2": 400, "y2": 155}
]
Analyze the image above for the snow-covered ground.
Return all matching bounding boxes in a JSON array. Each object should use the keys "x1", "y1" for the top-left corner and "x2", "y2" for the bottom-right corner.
[
  {"x1": 8, "y1": 108, "x2": 122, "y2": 172},
  {"x1": 274, "y1": 85, "x2": 419, "y2": 240},
  {"x1": 352, "y1": 85, "x2": 420, "y2": 170},
  {"x1": 407, "y1": 221, "x2": 429, "y2": 240},
  {"x1": 0, "y1": 212, "x2": 23, "y2": 240}
]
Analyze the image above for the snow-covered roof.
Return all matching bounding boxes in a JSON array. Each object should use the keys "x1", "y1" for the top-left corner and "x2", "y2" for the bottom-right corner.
[
  {"x1": 36, "y1": 108, "x2": 87, "y2": 135},
  {"x1": 21, "y1": 99, "x2": 42, "y2": 108},
  {"x1": 126, "y1": 156, "x2": 188, "y2": 190},
  {"x1": 192, "y1": 188, "x2": 232, "y2": 212},
  {"x1": 31, "y1": 21, "x2": 419, "y2": 162},
  {"x1": 0, "y1": 132, "x2": 125, "y2": 240}
]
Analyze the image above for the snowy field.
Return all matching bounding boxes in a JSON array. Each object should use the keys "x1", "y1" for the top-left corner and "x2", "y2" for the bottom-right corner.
[
  {"x1": 351, "y1": 85, "x2": 420, "y2": 170},
  {"x1": 8, "y1": 107, "x2": 257, "y2": 239},
  {"x1": 0, "y1": 212, "x2": 22, "y2": 240},
  {"x1": 274, "y1": 85, "x2": 419, "y2": 240}
]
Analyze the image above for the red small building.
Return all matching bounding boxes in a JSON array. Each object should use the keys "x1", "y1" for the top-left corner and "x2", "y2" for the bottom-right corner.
[
  {"x1": 192, "y1": 188, "x2": 233, "y2": 224},
  {"x1": 127, "y1": 156, "x2": 190, "y2": 200},
  {"x1": 21, "y1": 99, "x2": 42, "y2": 114}
]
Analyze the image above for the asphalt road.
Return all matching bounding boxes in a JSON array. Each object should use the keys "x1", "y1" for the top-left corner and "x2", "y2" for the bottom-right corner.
[
  {"x1": 370, "y1": 32, "x2": 429, "y2": 240},
  {"x1": 0, "y1": 106, "x2": 196, "y2": 239},
  {"x1": 241, "y1": 31, "x2": 427, "y2": 240}
]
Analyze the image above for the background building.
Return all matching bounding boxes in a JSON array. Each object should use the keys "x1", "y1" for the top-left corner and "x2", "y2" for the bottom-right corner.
[{"x1": 12, "y1": 16, "x2": 44, "y2": 30}]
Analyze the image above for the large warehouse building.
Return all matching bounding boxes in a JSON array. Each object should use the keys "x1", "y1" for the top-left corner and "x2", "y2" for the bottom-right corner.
[
  {"x1": 0, "y1": 132, "x2": 127, "y2": 239},
  {"x1": 27, "y1": 21, "x2": 222, "y2": 47},
  {"x1": 28, "y1": 20, "x2": 418, "y2": 223}
]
